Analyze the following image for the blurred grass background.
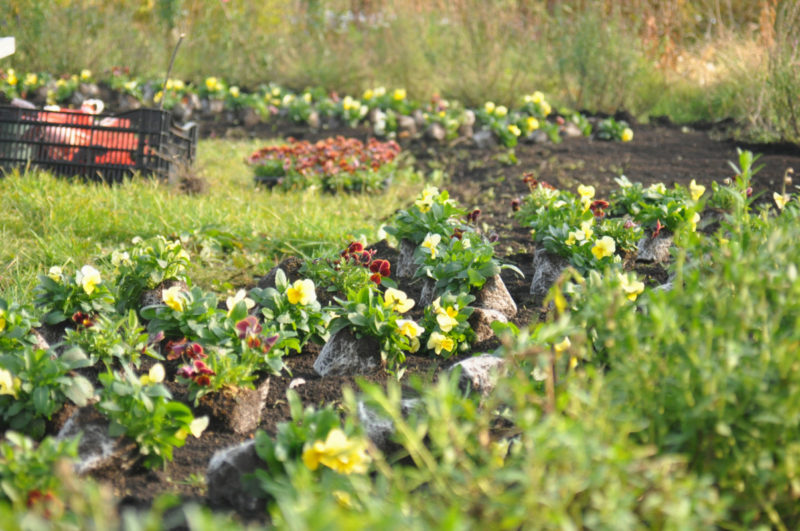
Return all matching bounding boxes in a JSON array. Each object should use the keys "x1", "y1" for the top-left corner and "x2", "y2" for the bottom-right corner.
[{"x1": 1, "y1": 0, "x2": 799, "y2": 142}]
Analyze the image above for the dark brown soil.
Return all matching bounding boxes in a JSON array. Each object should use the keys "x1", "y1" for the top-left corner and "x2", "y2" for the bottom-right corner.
[{"x1": 88, "y1": 119, "x2": 800, "y2": 516}]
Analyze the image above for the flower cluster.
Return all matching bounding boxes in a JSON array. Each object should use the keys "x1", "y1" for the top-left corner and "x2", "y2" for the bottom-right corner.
[
  {"x1": 339, "y1": 241, "x2": 392, "y2": 286},
  {"x1": 247, "y1": 136, "x2": 401, "y2": 192},
  {"x1": 302, "y1": 428, "x2": 370, "y2": 475}
]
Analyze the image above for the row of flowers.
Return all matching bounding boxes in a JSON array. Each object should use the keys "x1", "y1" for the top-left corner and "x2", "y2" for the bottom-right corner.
[{"x1": 0, "y1": 67, "x2": 635, "y2": 144}]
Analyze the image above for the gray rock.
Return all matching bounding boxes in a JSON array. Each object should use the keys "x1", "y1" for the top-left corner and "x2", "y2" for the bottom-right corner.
[
  {"x1": 473, "y1": 129, "x2": 497, "y2": 149},
  {"x1": 357, "y1": 397, "x2": 422, "y2": 453},
  {"x1": 425, "y1": 122, "x2": 447, "y2": 142},
  {"x1": 418, "y1": 278, "x2": 437, "y2": 307},
  {"x1": 171, "y1": 101, "x2": 193, "y2": 122},
  {"x1": 198, "y1": 379, "x2": 270, "y2": 435},
  {"x1": 314, "y1": 328, "x2": 381, "y2": 377},
  {"x1": 207, "y1": 440, "x2": 266, "y2": 515},
  {"x1": 396, "y1": 238, "x2": 418, "y2": 279},
  {"x1": 57, "y1": 406, "x2": 137, "y2": 475},
  {"x1": 307, "y1": 110, "x2": 320, "y2": 130},
  {"x1": 561, "y1": 121, "x2": 583, "y2": 138},
  {"x1": 530, "y1": 248, "x2": 569, "y2": 301},
  {"x1": 257, "y1": 257, "x2": 304, "y2": 289},
  {"x1": 636, "y1": 234, "x2": 673, "y2": 263},
  {"x1": 238, "y1": 107, "x2": 260, "y2": 128},
  {"x1": 448, "y1": 354, "x2": 506, "y2": 396},
  {"x1": 474, "y1": 275, "x2": 517, "y2": 318},
  {"x1": 397, "y1": 115, "x2": 417, "y2": 137},
  {"x1": 412, "y1": 109, "x2": 427, "y2": 128},
  {"x1": 525, "y1": 130, "x2": 551, "y2": 144},
  {"x1": 468, "y1": 308, "x2": 508, "y2": 343},
  {"x1": 117, "y1": 93, "x2": 141, "y2": 112}
]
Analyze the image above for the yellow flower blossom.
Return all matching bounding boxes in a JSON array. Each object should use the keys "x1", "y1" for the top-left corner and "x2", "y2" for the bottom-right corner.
[
  {"x1": 374, "y1": 87, "x2": 386, "y2": 97},
  {"x1": 554, "y1": 337, "x2": 571, "y2": 353},
  {"x1": 524, "y1": 91, "x2": 544, "y2": 104},
  {"x1": 333, "y1": 490, "x2": 354, "y2": 508},
  {"x1": 140, "y1": 363, "x2": 165, "y2": 386},
  {"x1": 484, "y1": 101, "x2": 496, "y2": 115},
  {"x1": 591, "y1": 236, "x2": 616, "y2": 260},
  {"x1": 397, "y1": 319, "x2": 424, "y2": 344},
  {"x1": 7, "y1": 69, "x2": 17, "y2": 86},
  {"x1": 508, "y1": 124, "x2": 521, "y2": 137},
  {"x1": 362, "y1": 88, "x2": 374, "y2": 100},
  {"x1": 414, "y1": 186, "x2": 439, "y2": 212},
  {"x1": 0, "y1": 368, "x2": 21, "y2": 398},
  {"x1": 162, "y1": 285, "x2": 186, "y2": 312},
  {"x1": 24, "y1": 73, "x2": 38, "y2": 86},
  {"x1": 153, "y1": 91, "x2": 163, "y2": 103},
  {"x1": 48, "y1": 266, "x2": 63, "y2": 282},
  {"x1": 436, "y1": 305, "x2": 459, "y2": 333},
  {"x1": 205, "y1": 77, "x2": 221, "y2": 92},
  {"x1": 421, "y1": 233, "x2": 442, "y2": 259},
  {"x1": 0, "y1": 308, "x2": 6, "y2": 332},
  {"x1": 619, "y1": 273, "x2": 645, "y2": 301},
  {"x1": 526, "y1": 116, "x2": 539, "y2": 132},
  {"x1": 393, "y1": 88, "x2": 406, "y2": 101},
  {"x1": 80, "y1": 69, "x2": 92, "y2": 81},
  {"x1": 577, "y1": 184, "x2": 595, "y2": 200},
  {"x1": 78, "y1": 265, "x2": 101, "y2": 295},
  {"x1": 580, "y1": 219, "x2": 594, "y2": 240},
  {"x1": 427, "y1": 332, "x2": 455, "y2": 355},
  {"x1": 226, "y1": 289, "x2": 255, "y2": 315},
  {"x1": 774, "y1": 192, "x2": 790, "y2": 210},
  {"x1": 302, "y1": 428, "x2": 370, "y2": 475},
  {"x1": 690, "y1": 212, "x2": 701, "y2": 232},
  {"x1": 384, "y1": 288, "x2": 414, "y2": 314},
  {"x1": 303, "y1": 92, "x2": 312, "y2": 103},
  {"x1": 495, "y1": 105, "x2": 508, "y2": 118},
  {"x1": 621, "y1": 127, "x2": 633, "y2": 142},
  {"x1": 689, "y1": 179, "x2": 706, "y2": 201},
  {"x1": 541, "y1": 100, "x2": 552, "y2": 116},
  {"x1": 287, "y1": 279, "x2": 317, "y2": 306},
  {"x1": 229, "y1": 86, "x2": 240, "y2": 98}
]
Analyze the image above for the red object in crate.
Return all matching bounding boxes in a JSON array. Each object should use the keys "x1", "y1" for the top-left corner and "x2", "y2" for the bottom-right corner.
[{"x1": 26, "y1": 100, "x2": 141, "y2": 166}]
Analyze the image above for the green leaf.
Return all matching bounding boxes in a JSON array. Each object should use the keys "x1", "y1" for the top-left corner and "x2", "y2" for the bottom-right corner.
[
  {"x1": 32, "y1": 387, "x2": 51, "y2": 415},
  {"x1": 64, "y1": 375, "x2": 94, "y2": 406}
]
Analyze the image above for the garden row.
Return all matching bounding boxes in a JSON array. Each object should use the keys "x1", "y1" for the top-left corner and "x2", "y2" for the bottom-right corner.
[
  {"x1": 0, "y1": 68, "x2": 633, "y2": 148},
  {"x1": 2, "y1": 149, "x2": 799, "y2": 527}
]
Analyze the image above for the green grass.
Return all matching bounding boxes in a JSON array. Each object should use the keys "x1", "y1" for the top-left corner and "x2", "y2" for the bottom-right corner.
[{"x1": 0, "y1": 138, "x2": 422, "y2": 301}]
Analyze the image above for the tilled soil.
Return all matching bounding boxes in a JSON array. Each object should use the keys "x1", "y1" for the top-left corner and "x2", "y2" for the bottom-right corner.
[{"x1": 73, "y1": 119, "x2": 800, "y2": 516}]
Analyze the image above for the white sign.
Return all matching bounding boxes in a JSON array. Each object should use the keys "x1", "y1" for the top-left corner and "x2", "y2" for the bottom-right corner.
[{"x1": 0, "y1": 37, "x2": 15, "y2": 59}]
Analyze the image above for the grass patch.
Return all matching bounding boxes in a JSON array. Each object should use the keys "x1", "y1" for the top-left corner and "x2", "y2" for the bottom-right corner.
[{"x1": 0, "y1": 138, "x2": 422, "y2": 301}]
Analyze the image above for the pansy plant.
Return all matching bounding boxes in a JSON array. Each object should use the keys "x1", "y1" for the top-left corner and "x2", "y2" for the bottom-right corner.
[
  {"x1": 420, "y1": 292, "x2": 476, "y2": 357},
  {"x1": 385, "y1": 186, "x2": 467, "y2": 245},
  {"x1": 34, "y1": 264, "x2": 115, "y2": 325},
  {"x1": 0, "y1": 298, "x2": 41, "y2": 352},
  {"x1": 330, "y1": 286, "x2": 422, "y2": 374}
]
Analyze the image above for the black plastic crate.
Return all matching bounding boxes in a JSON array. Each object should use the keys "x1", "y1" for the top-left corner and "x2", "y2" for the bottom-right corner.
[{"x1": 0, "y1": 106, "x2": 197, "y2": 182}]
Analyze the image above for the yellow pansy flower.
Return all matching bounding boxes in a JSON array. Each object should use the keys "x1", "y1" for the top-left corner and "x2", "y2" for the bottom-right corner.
[
  {"x1": 80, "y1": 69, "x2": 92, "y2": 81},
  {"x1": 0, "y1": 368, "x2": 20, "y2": 398},
  {"x1": 78, "y1": 265, "x2": 102, "y2": 295},
  {"x1": 484, "y1": 101, "x2": 496, "y2": 115},
  {"x1": 162, "y1": 285, "x2": 186, "y2": 312},
  {"x1": 287, "y1": 279, "x2": 317, "y2": 306},
  {"x1": 397, "y1": 319, "x2": 424, "y2": 339},
  {"x1": 774, "y1": 192, "x2": 790, "y2": 210},
  {"x1": 421, "y1": 233, "x2": 442, "y2": 259},
  {"x1": 0, "y1": 308, "x2": 6, "y2": 333},
  {"x1": 427, "y1": 332, "x2": 455, "y2": 355},
  {"x1": 48, "y1": 266, "x2": 63, "y2": 282},
  {"x1": 619, "y1": 273, "x2": 645, "y2": 301},
  {"x1": 302, "y1": 428, "x2": 370, "y2": 475},
  {"x1": 495, "y1": 105, "x2": 508, "y2": 118},
  {"x1": 140, "y1": 363, "x2": 165, "y2": 386},
  {"x1": 526, "y1": 116, "x2": 539, "y2": 132},
  {"x1": 591, "y1": 236, "x2": 616, "y2": 260},
  {"x1": 647, "y1": 183, "x2": 667, "y2": 195},
  {"x1": 302, "y1": 92, "x2": 312, "y2": 103},
  {"x1": 554, "y1": 337, "x2": 571, "y2": 353},
  {"x1": 393, "y1": 88, "x2": 406, "y2": 101},
  {"x1": 621, "y1": 128, "x2": 633, "y2": 142},
  {"x1": 384, "y1": 288, "x2": 414, "y2": 314},
  {"x1": 580, "y1": 219, "x2": 594, "y2": 240},
  {"x1": 508, "y1": 124, "x2": 521, "y2": 137},
  {"x1": 689, "y1": 179, "x2": 706, "y2": 201},
  {"x1": 541, "y1": 100, "x2": 552, "y2": 116},
  {"x1": 362, "y1": 88, "x2": 374, "y2": 100},
  {"x1": 436, "y1": 305, "x2": 459, "y2": 333},
  {"x1": 205, "y1": 77, "x2": 221, "y2": 92},
  {"x1": 577, "y1": 184, "x2": 595, "y2": 200},
  {"x1": 229, "y1": 86, "x2": 240, "y2": 98},
  {"x1": 7, "y1": 69, "x2": 18, "y2": 86},
  {"x1": 24, "y1": 73, "x2": 38, "y2": 86}
]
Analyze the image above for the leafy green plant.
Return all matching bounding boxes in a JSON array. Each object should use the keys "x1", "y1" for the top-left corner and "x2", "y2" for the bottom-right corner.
[
  {"x1": 140, "y1": 286, "x2": 220, "y2": 342},
  {"x1": 96, "y1": 363, "x2": 208, "y2": 469},
  {"x1": 249, "y1": 269, "x2": 331, "y2": 353},
  {"x1": 384, "y1": 186, "x2": 467, "y2": 245},
  {"x1": 33, "y1": 265, "x2": 115, "y2": 325},
  {"x1": 62, "y1": 310, "x2": 161, "y2": 369},
  {"x1": 0, "y1": 298, "x2": 41, "y2": 352},
  {"x1": 595, "y1": 117, "x2": 633, "y2": 142},
  {"x1": 420, "y1": 292, "x2": 475, "y2": 357},
  {"x1": 608, "y1": 175, "x2": 703, "y2": 233},
  {"x1": 109, "y1": 235, "x2": 191, "y2": 313},
  {"x1": 0, "y1": 347, "x2": 94, "y2": 438},
  {"x1": 250, "y1": 389, "x2": 369, "y2": 502},
  {"x1": 330, "y1": 286, "x2": 422, "y2": 374},
  {"x1": 0, "y1": 432, "x2": 79, "y2": 509},
  {"x1": 300, "y1": 241, "x2": 397, "y2": 298}
]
